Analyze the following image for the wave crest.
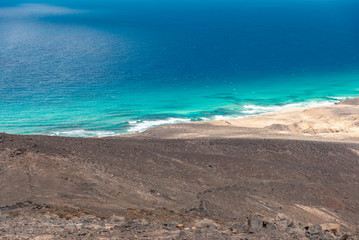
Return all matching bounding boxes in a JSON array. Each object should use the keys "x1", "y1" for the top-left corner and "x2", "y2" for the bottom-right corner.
[
  {"x1": 242, "y1": 100, "x2": 335, "y2": 115},
  {"x1": 127, "y1": 117, "x2": 191, "y2": 133},
  {"x1": 51, "y1": 129, "x2": 116, "y2": 137},
  {"x1": 49, "y1": 99, "x2": 345, "y2": 137}
]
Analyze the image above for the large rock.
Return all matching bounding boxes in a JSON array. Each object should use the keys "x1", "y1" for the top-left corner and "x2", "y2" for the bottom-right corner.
[
  {"x1": 323, "y1": 231, "x2": 336, "y2": 239},
  {"x1": 248, "y1": 215, "x2": 263, "y2": 233},
  {"x1": 195, "y1": 218, "x2": 217, "y2": 228},
  {"x1": 275, "y1": 213, "x2": 290, "y2": 231},
  {"x1": 320, "y1": 223, "x2": 340, "y2": 234},
  {"x1": 288, "y1": 227, "x2": 306, "y2": 238},
  {"x1": 109, "y1": 215, "x2": 125, "y2": 223},
  {"x1": 263, "y1": 217, "x2": 276, "y2": 230},
  {"x1": 276, "y1": 213, "x2": 288, "y2": 221},
  {"x1": 306, "y1": 224, "x2": 323, "y2": 238}
]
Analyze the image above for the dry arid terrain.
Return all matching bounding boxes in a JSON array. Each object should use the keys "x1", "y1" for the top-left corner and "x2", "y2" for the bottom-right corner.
[{"x1": 1, "y1": 99, "x2": 359, "y2": 239}]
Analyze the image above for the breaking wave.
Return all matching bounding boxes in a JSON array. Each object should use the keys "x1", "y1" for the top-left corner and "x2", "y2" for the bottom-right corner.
[
  {"x1": 49, "y1": 98, "x2": 347, "y2": 137},
  {"x1": 51, "y1": 129, "x2": 116, "y2": 138},
  {"x1": 241, "y1": 100, "x2": 336, "y2": 115},
  {"x1": 127, "y1": 117, "x2": 192, "y2": 133}
]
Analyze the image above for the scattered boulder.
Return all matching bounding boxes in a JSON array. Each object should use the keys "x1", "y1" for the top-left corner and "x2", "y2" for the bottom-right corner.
[
  {"x1": 320, "y1": 223, "x2": 340, "y2": 234},
  {"x1": 306, "y1": 224, "x2": 323, "y2": 238},
  {"x1": 276, "y1": 213, "x2": 290, "y2": 231},
  {"x1": 0, "y1": 212, "x2": 358, "y2": 240},
  {"x1": 323, "y1": 230, "x2": 336, "y2": 239},
  {"x1": 288, "y1": 227, "x2": 306, "y2": 238},
  {"x1": 339, "y1": 233, "x2": 350, "y2": 240},
  {"x1": 276, "y1": 220, "x2": 288, "y2": 231},
  {"x1": 195, "y1": 218, "x2": 217, "y2": 228},
  {"x1": 109, "y1": 215, "x2": 125, "y2": 223},
  {"x1": 263, "y1": 217, "x2": 276, "y2": 230},
  {"x1": 176, "y1": 224, "x2": 184, "y2": 228},
  {"x1": 248, "y1": 214, "x2": 263, "y2": 233},
  {"x1": 135, "y1": 218, "x2": 149, "y2": 226},
  {"x1": 230, "y1": 222, "x2": 247, "y2": 233},
  {"x1": 276, "y1": 213, "x2": 288, "y2": 221},
  {"x1": 178, "y1": 230, "x2": 187, "y2": 238}
]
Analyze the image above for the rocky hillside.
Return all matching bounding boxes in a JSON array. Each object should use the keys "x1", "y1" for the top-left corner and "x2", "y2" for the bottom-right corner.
[{"x1": 1, "y1": 133, "x2": 359, "y2": 239}]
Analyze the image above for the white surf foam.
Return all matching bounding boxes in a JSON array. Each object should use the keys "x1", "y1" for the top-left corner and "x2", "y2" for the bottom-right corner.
[
  {"x1": 213, "y1": 115, "x2": 234, "y2": 121},
  {"x1": 328, "y1": 96, "x2": 349, "y2": 100},
  {"x1": 51, "y1": 129, "x2": 116, "y2": 138},
  {"x1": 50, "y1": 99, "x2": 345, "y2": 137},
  {"x1": 127, "y1": 117, "x2": 191, "y2": 133},
  {"x1": 199, "y1": 117, "x2": 211, "y2": 121},
  {"x1": 241, "y1": 100, "x2": 335, "y2": 115}
]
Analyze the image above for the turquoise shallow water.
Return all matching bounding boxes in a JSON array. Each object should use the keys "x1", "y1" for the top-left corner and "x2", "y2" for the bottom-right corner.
[{"x1": 1, "y1": 1, "x2": 359, "y2": 137}]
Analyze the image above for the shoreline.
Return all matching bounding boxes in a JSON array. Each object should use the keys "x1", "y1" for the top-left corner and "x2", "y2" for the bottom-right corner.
[
  {"x1": 2, "y1": 97, "x2": 358, "y2": 143},
  {"x1": 51, "y1": 97, "x2": 350, "y2": 138},
  {"x1": 119, "y1": 97, "x2": 359, "y2": 143},
  {"x1": 2, "y1": 97, "x2": 357, "y2": 141},
  {"x1": 109, "y1": 98, "x2": 344, "y2": 138},
  {"x1": 0, "y1": 97, "x2": 353, "y2": 138}
]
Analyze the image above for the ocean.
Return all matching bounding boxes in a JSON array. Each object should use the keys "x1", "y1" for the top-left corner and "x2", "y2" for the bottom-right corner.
[{"x1": 1, "y1": 0, "x2": 359, "y2": 137}]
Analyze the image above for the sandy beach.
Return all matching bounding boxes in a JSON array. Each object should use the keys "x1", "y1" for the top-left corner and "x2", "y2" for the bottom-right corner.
[
  {"x1": 130, "y1": 98, "x2": 359, "y2": 143},
  {"x1": 1, "y1": 98, "x2": 359, "y2": 239}
]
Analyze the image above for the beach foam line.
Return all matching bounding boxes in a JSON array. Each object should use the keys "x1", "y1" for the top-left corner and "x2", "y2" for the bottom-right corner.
[
  {"x1": 51, "y1": 98, "x2": 350, "y2": 137},
  {"x1": 241, "y1": 100, "x2": 336, "y2": 115},
  {"x1": 127, "y1": 117, "x2": 191, "y2": 133},
  {"x1": 212, "y1": 115, "x2": 236, "y2": 121},
  {"x1": 51, "y1": 129, "x2": 117, "y2": 138},
  {"x1": 126, "y1": 99, "x2": 346, "y2": 134},
  {"x1": 328, "y1": 96, "x2": 348, "y2": 100}
]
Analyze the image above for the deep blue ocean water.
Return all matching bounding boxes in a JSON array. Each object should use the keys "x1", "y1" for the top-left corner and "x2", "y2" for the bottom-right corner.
[{"x1": 1, "y1": 0, "x2": 359, "y2": 137}]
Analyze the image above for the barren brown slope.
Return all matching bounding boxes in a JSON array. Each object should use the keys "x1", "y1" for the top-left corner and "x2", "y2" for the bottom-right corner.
[{"x1": 1, "y1": 133, "x2": 358, "y2": 230}]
